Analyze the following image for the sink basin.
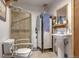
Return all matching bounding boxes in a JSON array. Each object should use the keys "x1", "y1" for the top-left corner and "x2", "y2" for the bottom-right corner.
[
  {"x1": 52, "y1": 33, "x2": 72, "y2": 58},
  {"x1": 52, "y1": 33, "x2": 72, "y2": 39}
]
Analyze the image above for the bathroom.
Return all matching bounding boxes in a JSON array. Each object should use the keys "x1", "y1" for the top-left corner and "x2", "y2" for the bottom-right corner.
[{"x1": 0, "y1": 0, "x2": 73, "y2": 58}]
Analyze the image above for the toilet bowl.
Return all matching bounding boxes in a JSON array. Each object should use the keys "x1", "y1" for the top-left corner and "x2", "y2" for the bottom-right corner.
[{"x1": 14, "y1": 48, "x2": 32, "y2": 58}]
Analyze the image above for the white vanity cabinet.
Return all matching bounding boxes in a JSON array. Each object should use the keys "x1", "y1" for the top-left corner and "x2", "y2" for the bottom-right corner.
[{"x1": 52, "y1": 33, "x2": 72, "y2": 58}]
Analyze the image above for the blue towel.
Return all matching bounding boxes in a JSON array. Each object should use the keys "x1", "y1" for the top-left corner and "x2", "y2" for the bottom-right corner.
[{"x1": 43, "y1": 13, "x2": 50, "y2": 32}]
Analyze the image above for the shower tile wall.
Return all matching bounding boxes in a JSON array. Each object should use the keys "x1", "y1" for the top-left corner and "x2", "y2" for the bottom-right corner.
[{"x1": 10, "y1": 8, "x2": 31, "y2": 48}]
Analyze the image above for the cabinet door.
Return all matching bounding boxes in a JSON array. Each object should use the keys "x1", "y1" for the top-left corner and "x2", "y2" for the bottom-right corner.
[{"x1": 74, "y1": 0, "x2": 79, "y2": 57}]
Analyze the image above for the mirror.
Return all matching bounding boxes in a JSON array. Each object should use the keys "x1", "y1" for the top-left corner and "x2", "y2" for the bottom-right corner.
[{"x1": 57, "y1": 4, "x2": 68, "y2": 25}]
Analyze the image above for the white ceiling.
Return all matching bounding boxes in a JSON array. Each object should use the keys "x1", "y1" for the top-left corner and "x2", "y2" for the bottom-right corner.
[
  {"x1": 12, "y1": 0, "x2": 64, "y2": 11},
  {"x1": 17, "y1": 0, "x2": 53, "y2": 6},
  {"x1": 13, "y1": 0, "x2": 63, "y2": 7}
]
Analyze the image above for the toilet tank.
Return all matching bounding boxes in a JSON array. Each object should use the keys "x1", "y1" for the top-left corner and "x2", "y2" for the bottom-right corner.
[{"x1": 2, "y1": 39, "x2": 14, "y2": 54}]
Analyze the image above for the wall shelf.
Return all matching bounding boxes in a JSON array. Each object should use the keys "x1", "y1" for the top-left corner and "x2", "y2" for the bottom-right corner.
[{"x1": 53, "y1": 24, "x2": 66, "y2": 28}]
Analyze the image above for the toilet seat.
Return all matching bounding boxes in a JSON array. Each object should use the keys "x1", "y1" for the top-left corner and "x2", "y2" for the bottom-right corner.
[{"x1": 14, "y1": 48, "x2": 32, "y2": 58}]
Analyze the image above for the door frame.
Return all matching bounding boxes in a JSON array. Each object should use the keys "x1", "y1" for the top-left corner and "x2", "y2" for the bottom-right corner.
[{"x1": 71, "y1": 0, "x2": 74, "y2": 57}]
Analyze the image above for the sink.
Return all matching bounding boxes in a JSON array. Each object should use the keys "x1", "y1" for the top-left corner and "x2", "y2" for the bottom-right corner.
[
  {"x1": 52, "y1": 33, "x2": 72, "y2": 58},
  {"x1": 52, "y1": 33, "x2": 72, "y2": 39}
]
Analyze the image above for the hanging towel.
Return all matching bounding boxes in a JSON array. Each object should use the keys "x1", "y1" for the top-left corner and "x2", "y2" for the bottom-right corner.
[{"x1": 43, "y1": 13, "x2": 50, "y2": 32}]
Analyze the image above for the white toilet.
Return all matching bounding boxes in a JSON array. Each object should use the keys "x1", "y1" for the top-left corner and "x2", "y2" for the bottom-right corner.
[
  {"x1": 12, "y1": 39, "x2": 32, "y2": 58},
  {"x1": 14, "y1": 48, "x2": 32, "y2": 58}
]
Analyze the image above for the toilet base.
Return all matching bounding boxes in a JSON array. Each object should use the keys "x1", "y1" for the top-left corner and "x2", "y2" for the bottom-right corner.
[{"x1": 14, "y1": 51, "x2": 32, "y2": 58}]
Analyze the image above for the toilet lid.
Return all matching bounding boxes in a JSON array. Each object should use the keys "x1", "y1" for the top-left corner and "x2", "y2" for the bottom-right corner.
[{"x1": 15, "y1": 48, "x2": 31, "y2": 54}]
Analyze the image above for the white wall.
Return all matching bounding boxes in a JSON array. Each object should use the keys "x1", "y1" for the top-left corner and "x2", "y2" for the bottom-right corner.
[
  {"x1": 31, "y1": 11, "x2": 40, "y2": 48},
  {"x1": 24, "y1": 7, "x2": 41, "y2": 49},
  {"x1": 50, "y1": 0, "x2": 68, "y2": 16},
  {"x1": 28, "y1": 10, "x2": 41, "y2": 49},
  {"x1": 0, "y1": 7, "x2": 11, "y2": 57}
]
